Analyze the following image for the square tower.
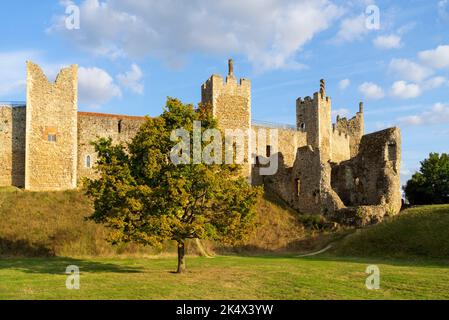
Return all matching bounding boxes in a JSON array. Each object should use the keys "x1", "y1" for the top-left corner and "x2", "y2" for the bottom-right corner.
[
  {"x1": 201, "y1": 59, "x2": 252, "y2": 179},
  {"x1": 296, "y1": 79, "x2": 332, "y2": 161},
  {"x1": 25, "y1": 62, "x2": 78, "y2": 191}
]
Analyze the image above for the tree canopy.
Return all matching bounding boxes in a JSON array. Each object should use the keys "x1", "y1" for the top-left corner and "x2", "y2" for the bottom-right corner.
[
  {"x1": 404, "y1": 153, "x2": 449, "y2": 205},
  {"x1": 85, "y1": 98, "x2": 260, "y2": 273}
]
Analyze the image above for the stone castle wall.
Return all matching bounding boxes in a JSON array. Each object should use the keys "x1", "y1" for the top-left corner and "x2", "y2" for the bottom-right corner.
[
  {"x1": 25, "y1": 62, "x2": 78, "y2": 191},
  {"x1": 331, "y1": 127, "x2": 402, "y2": 213},
  {"x1": 77, "y1": 112, "x2": 146, "y2": 181},
  {"x1": 331, "y1": 128, "x2": 351, "y2": 163},
  {"x1": 0, "y1": 106, "x2": 26, "y2": 187},
  {"x1": 333, "y1": 105, "x2": 364, "y2": 158},
  {"x1": 251, "y1": 125, "x2": 307, "y2": 185}
]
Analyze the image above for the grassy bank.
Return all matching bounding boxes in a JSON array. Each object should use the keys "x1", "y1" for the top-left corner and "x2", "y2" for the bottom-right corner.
[
  {"x1": 0, "y1": 188, "x2": 326, "y2": 257},
  {"x1": 331, "y1": 205, "x2": 449, "y2": 260}
]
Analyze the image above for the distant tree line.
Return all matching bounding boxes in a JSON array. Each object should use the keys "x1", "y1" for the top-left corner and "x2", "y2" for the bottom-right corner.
[{"x1": 404, "y1": 153, "x2": 449, "y2": 205}]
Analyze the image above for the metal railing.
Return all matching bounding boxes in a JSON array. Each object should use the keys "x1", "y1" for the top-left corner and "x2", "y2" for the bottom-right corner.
[
  {"x1": 252, "y1": 119, "x2": 297, "y2": 130},
  {"x1": 0, "y1": 101, "x2": 26, "y2": 107}
]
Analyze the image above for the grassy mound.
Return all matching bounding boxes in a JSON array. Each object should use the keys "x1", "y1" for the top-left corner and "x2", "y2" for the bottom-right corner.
[
  {"x1": 0, "y1": 189, "x2": 329, "y2": 257},
  {"x1": 331, "y1": 205, "x2": 449, "y2": 260},
  {"x1": 0, "y1": 189, "x2": 163, "y2": 257}
]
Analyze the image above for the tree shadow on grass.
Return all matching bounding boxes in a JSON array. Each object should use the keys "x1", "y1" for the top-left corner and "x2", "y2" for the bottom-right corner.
[
  {"x1": 0, "y1": 256, "x2": 144, "y2": 275},
  {"x1": 0, "y1": 238, "x2": 143, "y2": 275}
]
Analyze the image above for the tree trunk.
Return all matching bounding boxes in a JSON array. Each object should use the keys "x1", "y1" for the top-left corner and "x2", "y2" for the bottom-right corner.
[{"x1": 177, "y1": 241, "x2": 186, "y2": 273}]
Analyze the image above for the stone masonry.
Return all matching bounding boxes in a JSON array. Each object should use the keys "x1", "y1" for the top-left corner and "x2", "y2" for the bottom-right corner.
[{"x1": 0, "y1": 60, "x2": 402, "y2": 224}]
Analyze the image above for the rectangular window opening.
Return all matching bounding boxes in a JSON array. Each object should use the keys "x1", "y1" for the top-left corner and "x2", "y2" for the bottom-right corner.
[
  {"x1": 266, "y1": 145, "x2": 272, "y2": 157},
  {"x1": 295, "y1": 178, "x2": 301, "y2": 197},
  {"x1": 48, "y1": 134, "x2": 56, "y2": 142}
]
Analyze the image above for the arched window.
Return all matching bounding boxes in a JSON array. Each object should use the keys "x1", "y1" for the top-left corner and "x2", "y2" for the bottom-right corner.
[
  {"x1": 300, "y1": 122, "x2": 306, "y2": 132},
  {"x1": 118, "y1": 120, "x2": 122, "y2": 134},
  {"x1": 86, "y1": 155, "x2": 91, "y2": 168}
]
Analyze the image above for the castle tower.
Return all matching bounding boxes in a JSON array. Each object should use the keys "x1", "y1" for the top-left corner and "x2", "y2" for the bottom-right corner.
[
  {"x1": 201, "y1": 59, "x2": 252, "y2": 179},
  {"x1": 296, "y1": 79, "x2": 332, "y2": 161},
  {"x1": 25, "y1": 62, "x2": 78, "y2": 191}
]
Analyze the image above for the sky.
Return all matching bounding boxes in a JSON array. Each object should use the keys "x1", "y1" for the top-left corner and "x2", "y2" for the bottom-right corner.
[{"x1": 0, "y1": 0, "x2": 448, "y2": 186}]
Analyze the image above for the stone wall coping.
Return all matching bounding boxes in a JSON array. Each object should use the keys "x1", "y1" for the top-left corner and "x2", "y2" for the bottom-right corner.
[{"x1": 78, "y1": 111, "x2": 148, "y2": 121}]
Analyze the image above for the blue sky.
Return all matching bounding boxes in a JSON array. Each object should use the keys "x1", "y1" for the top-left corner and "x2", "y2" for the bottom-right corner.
[{"x1": 0, "y1": 0, "x2": 448, "y2": 185}]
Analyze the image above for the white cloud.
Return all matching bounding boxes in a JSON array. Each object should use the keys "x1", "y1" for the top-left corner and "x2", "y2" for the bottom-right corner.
[
  {"x1": 49, "y1": 0, "x2": 343, "y2": 71},
  {"x1": 358, "y1": 82, "x2": 385, "y2": 100},
  {"x1": 398, "y1": 102, "x2": 449, "y2": 126},
  {"x1": 331, "y1": 108, "x2": 349, "y2": 120},
  {"x1": 373, "y1": 34, "x2": 402, "y2": 49},
  {"x1": 389, "y1": 58, "x2": 433, "y2": 82},
  {"x1": 438, "y1": 0, "x2": 449, "y2": 21},
  {"x1": 334, "y1": 14, "x2": 369, "y2": 43},
  {"x1": 0, "y1": 51, "x2": 123, "y2": 108},
  {"x1": 117, "y1": 64, "x2": 144, "y2": 94},
  {"x1": 0, "y1": 51, "x2": 67, "y2": 100},
  {"x1": 418, "y1": 45, "x2": 449, "y2": 69},
  {"x1": 78, "y1": 66, "x2": 122, "y2": 107},
  {"x1": 0, "y1": 51, "x2": 28, "y2": 98},
  {"x1": 390, "y1": 81, "x2": 422, "y2": 99},
  {"x1": 338, "y1": 78, "x2": 350, "y2": 90},
  {"x1": 422, "y1": 76, "x2": 448, "y2": 90}
]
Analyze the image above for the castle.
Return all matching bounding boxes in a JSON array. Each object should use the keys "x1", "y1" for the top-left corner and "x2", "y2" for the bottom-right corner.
[{"x1": 0, "y1": 60, "x2": 401, "y2": 225}]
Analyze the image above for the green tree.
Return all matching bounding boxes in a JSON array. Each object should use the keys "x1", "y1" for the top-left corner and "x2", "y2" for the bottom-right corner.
[
  {"x1": 404, "y1": 153, "x2": 449, "y2": 205},
  {"x1": 85, "y1": 98, "x2": 260, "y2": 273}
]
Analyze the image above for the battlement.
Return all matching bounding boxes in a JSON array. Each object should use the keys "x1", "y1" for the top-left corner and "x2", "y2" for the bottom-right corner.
[
  {"x1": 201, "y1": 64, "x2": 251, "y2": 92},
  {"x1": 296, "y1": 79, "x2": 331, "y2": 106},
  {"x1": 296, "y1": 92, "x2": 331, "y2": 105}
]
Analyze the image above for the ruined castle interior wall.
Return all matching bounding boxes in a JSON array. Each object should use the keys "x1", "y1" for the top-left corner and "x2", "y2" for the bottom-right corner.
[
  {"x1": 201, "y1": 74, "x2": 251, "y2": 179},
  {"x1": 0, "y1": 106, "x2": 26, "y2": 187},
  {"x1": 77, "y1": 113, "x2": 146, "y2": 182},
  {"x1": 251, "y1": 125, "x2": 306, "y2": 185},
  {"x1": 331, "y1": 127, "x2": 402, "y2": 213},
  {"x1": 25, "y1": 62, "x2": 78, "y2": 191},
  {"x1": 333, "y1": 112, "x2": 364, "y2": 158},
  {"x1": 263, "y1": 146, "x2": 323, "y2": 214},
  {"x1": 331, "y1": 128, "x2": 351, "y2": 163},
  {"x1": 252, "y1": 125, "x2": 307, "y2": 167}
]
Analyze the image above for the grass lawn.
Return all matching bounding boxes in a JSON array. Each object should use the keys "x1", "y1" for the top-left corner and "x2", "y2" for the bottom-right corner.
[{"x1": 0, "y1": 255, "x2": 448, "y2": 300}]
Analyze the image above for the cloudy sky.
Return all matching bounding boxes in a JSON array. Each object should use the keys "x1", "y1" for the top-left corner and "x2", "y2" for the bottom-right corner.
[{"x1": 1, "y1": 0, "x2": 448, "y2": 185}]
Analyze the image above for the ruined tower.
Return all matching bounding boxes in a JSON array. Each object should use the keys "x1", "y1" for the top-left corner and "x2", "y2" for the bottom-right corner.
[
  {"x1": 201, "y1": 59, "x2": 252, "y2": 179},
  {"x1": 25, "y1": 62, "x2": 78, "y2": 191}
]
